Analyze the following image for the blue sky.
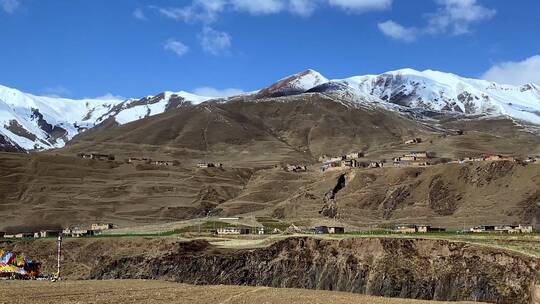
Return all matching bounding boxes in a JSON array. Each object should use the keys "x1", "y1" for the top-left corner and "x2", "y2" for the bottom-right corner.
[{"x1": 1, "y1": 0, "x2": 539, "y2": 99}]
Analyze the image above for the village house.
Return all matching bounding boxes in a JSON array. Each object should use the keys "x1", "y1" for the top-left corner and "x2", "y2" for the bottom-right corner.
[
  {"x1": 314, "y1": 226, "x2": 345, "y2": 234},
  {"x1": 400, "y1": 155, "x2": 417, "y2": 161},
  {"x1": 496, "y1": 225, "x2": 533, "y2": 233},
  {"x1": 394, "y1": 225, "x2": 417, "y2": 233},
  {"x1": 72, "y1": 228, "x2": 95, "y2": 237},
  {"x1": 407, "y1": 151, "x2": 430, "y2": 159},
  {"x1": 485, "y1": 154, "x2": 513, "y2": 162},
  {"x1": 197, "y1": 163, "x2": 223, "y2": 169},
  {"x1": 78, "y1": 153, "x2": 115, "y2": 161},
  {"x1": 462, "y1": 156, "x2": 485, "y2": 163},
  {"x1": 284, "y1": 164, "x2": 307, "y2": 172},
  {"x1": 450, "y1": 156, "x2": 487, "y2": 164},
  {"x1": 395, "y1": 225, "x2": 445, "y2": 233},
  {"x1": 369, "y1": 161, "x2": 384, "y2": 168},
  {"x1": 418, "y1": 225, "x2": 446, "y2": 232},
  {"x1": 394, "y1": 151, "x2": 432, "y2": 164},
  {"x1": 320, "y1": 152, "x2": 363, "y2": 163},
  {"x1": 321, "y1": 158, "x2": 361, "y2": 172},
  {"x1": 516, "y1": 225, "x2": 534, "y2": 233},
  {"x1": 152, "y1": 160, "x2": 179, "y2": 166},
  {"x1": 328, "y1": 226, "x2": 345, "y2": 234},
  {"x1": 405, "y1": 138, "x2": 422, "y2": 144},
  {"x1": 127, "y1": 157, "x2": 152, "y2": 165},
  {"x1": 341, "y1": 159, "x2": 359, "y2": 168},
  {"x1": 3, "y1": 234, "x2": 15, "y2": 239},
  {"x1": 216, "y1": 226, "x2": 251, "y2": 235},
  {"x1": 469, "y1": 226, "x2": 492, "y2": 233},
  {"x1": 15, "y1": 232, "x2": 33, "y2": 238},
  {"x1": 485, "y1": 155, "x2": 503, "y2": 161},
  {"x1": 38, "y1": 230, "x2": 62, "y2": 238},
  {"x1": 346, "y1": 152, "x2": 364, "y2": 159},
  {"x1": 470, "y1": 225, "x2": 533, "y2": 233},
  {"x1": 314, "y1": 226, "x2": 328, "y2": 234},
  {"x1": 63, "y1": 227, "x2": 96, "y2": 238},
  {"x1": 321, "y1": 161, "x2": 341, "y2": 172},
  {"x1": 91, "y1": 223, "x2": 114, "y2": 231}
]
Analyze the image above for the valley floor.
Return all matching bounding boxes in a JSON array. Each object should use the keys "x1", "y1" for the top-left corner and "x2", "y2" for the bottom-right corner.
[{"x1": 0, "y1": 280, "x2": 483, "y2": 304}]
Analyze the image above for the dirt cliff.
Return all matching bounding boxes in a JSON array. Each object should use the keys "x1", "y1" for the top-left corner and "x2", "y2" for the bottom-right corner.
[
  {"x1": 90, "y1": 237, "x2": 540, "y2": 303},
  {"x1": 6, "y1": 237, "x2": 534, "y2": 303}
]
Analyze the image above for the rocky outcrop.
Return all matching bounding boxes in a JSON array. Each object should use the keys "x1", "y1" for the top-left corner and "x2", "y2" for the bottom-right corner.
[
  {"x1": 88, "y1": 237, "x2": 539, "y2": 304},
  {"x1": 320, "y1": 174, "x2": 347, "y2": 218}
]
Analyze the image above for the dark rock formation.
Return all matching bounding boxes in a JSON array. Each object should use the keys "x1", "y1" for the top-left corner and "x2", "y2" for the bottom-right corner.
[{"x1": 88, "y1": 237, "x2": 540, "y2": 304}]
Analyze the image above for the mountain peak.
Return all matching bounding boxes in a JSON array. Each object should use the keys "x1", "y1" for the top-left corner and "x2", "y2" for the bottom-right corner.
[{"x1": 256, "y1": 69, "x2": 328, "y2": 98}]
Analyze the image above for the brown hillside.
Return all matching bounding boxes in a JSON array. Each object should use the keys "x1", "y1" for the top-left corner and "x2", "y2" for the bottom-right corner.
[{"x1": 1, "y1": 93, "x2": 540, "y2": 230}]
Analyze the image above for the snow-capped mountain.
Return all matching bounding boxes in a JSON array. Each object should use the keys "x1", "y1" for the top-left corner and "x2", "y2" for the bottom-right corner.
[
  {"x1": 94, "y1": 91, "x2": 212, "y2": 125},
  {"x1": 308, "y1": 68, "x2": 540, "y2": 124},
  {"x1": 2, "y1": 67, "x2": 540, "y2": 152},
  {"x1": 0, "y1": 85, "x2": 212, "y2": 151},
  {"x1": 256, "y1": 69, "x2": 328, "y2": 98}
]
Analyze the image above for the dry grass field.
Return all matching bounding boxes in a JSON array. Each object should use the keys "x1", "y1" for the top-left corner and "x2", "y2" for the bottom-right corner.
[{"x1": 0, "y1": 280, "x2": 484, "y2": 304}]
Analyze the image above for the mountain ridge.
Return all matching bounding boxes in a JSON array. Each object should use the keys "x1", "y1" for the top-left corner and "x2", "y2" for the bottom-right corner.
[{"x1": 1, "y1": 68, "x2": 540, "y2": 152}]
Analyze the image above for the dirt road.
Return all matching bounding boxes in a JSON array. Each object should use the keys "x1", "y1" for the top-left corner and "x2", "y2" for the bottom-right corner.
[{"x1": 0, "y1": 280, "x2": 482, "y2": 304}]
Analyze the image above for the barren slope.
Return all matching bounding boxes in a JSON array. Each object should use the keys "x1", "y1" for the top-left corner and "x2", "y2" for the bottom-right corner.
[{"x1": 0, "y1": 152, "x2": 253, "y2": 229}]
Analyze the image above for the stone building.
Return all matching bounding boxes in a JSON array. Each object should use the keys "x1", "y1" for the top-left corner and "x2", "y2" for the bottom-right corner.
[
  {"x1": 91, "y1": 223, "x2": 114, "y2": 231},
  {"x1": 216, "y1": 226, "x2": 251, "y2": 235}
]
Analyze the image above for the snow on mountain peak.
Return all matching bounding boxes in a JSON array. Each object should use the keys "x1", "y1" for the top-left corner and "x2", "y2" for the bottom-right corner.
[
  {"x1": 256, "y1": 69, "x2": 329, "y2": 98},
  {"x1": 2, "y1": 66, "x2": 540, "y2": 152},
  {"x1": 0, "y1": 84, "x2": 213, "y2": 151},
  {"x1": 310, "y1": 68, "x2": 540, "y2": 125}
]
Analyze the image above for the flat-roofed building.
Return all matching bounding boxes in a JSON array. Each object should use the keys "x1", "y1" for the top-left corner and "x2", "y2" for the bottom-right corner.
[
  {"x1": 15, "y1": 232, "x2": 33, "y2": 238},
  {"x1": 39, "y1": 230, "x2": 62, "y2": 238},
  {"x1": 328, "y1": 226, "x2": 345, "y2": 234},
  {"x1": 91, "y1": 223, "x2": 114, "y2": 231},
  {"x1": 216, "y1": 227, "x2": 251, "y2": 235},
  {"x1": 395, "y1": 225, "x2": 417, "y2": 233}
]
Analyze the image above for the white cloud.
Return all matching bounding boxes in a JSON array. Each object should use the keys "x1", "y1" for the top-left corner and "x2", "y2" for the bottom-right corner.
[
  {"x1": 230, "y1": 0, "x2": 320, "y2": 16},
  {"x1": 193, "y1": 87, "x2": 245, "y2": 97},
  {"x1": 1, "y1": 0, "x2": 19, "y2": 14},
  {"x1": 482, "y1": 55, "x2": 540, "y2": 86},
  {"x1": 43, "y1": 86, "x2": 71, "y2": 98},
  {"x1": 199, "y1": 27, "x2": 231, "y2": 56},
  {"x1": 93, "y1": 93, "x2": 126, "y2": 101},
  {"x1": 427, "y1": 0, "x2": 496, "y2": 35},
  {"x1": 155, "y1": 0, "x2": 226, "y2": 24},
  {"x1": 289, "y1": 0, "x2": 318, "y2": 16},
  {"x1": 133, "y1": 8, "x2": 147, "y2": 20},
  {"x1": 154, "y1": 0, "x2": 323, "y2": 20},
  {"x1": 378, "y1": 0, "x2": 495, "y2": 42},
  {"x1": 164, "y1": 39, "x2": 189, "y2": 57},
  {"x1": 230, "y1": 0, "x2": 285, "y2": 14},
  {"x1": 378, "y1": 20, "x2": 417, "y2": 42},
  {"x1": 328, "y1": 0, "x2": 392, "y2": 12}
]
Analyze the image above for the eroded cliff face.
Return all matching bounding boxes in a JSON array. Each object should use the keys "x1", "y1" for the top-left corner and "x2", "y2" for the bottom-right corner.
[{"x1": 85, "y1": 237, "x2": 539, "y2": 304}]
